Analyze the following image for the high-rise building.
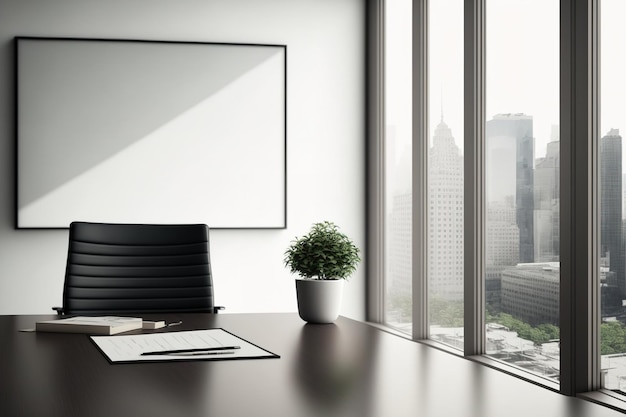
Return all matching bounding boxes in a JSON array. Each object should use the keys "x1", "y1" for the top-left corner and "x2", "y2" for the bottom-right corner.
[
  {"x1": 386, "y1": 122, "x2": 413, "y2": 322},
  {"x1": 389, "y1": 191, "x2": 412, "y2": 304},
  {"x1": 486, "y1": 199, "x2": 519, "y2": 267},
  {"x1": 485, "y1": 198, "x2": 519, "y2": 313},
  {"x1": 600, "y1": 129, "x2": 624, "y2": 296},
  {"x1": 486, "y1": 114, "x2": 535, "y2": 263},
  {"x1": 428, "y1": 117, "x2": 463, "y2": 301},
  {"x1": 534, "y1": 140, "x2": 560, "y2": 262}
]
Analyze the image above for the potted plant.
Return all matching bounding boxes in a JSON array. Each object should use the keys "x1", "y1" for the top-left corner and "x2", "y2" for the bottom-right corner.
[{"x1": 284, "y1": 221, "x2": 361, "y2": 323}]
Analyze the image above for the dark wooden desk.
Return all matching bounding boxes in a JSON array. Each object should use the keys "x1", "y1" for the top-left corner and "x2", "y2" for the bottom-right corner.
[{"x1": 0, "y1": 313, "x2": 622, "y2": 417}]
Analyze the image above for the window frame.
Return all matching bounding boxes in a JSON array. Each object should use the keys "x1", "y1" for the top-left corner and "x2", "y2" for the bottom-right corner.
[
  {"x1": 559, "y1": 0, "x2": 600, "y2": 396},
  {"x1": 368, "y1": 0, "x2": 609, "y2": 406}
]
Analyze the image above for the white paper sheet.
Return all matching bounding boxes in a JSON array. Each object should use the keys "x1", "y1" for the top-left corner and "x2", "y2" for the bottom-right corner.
[{"x1": 91, "y1": 328, "x2": 278, "y2": 363}]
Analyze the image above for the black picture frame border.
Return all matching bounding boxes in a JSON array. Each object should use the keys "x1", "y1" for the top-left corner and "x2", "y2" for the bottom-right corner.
[{"x1": 14, "y1": 36, "x2": 288, "y2": 230}]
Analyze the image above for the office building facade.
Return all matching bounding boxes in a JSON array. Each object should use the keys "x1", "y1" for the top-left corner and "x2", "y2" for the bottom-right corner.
[
  {"x1": 600, "y1": 129, "x2": 624, "y2": 297},
  {"x1": 486, "y1": 114, "x2": 535, "y2": 263},
  {"x1": 428, "y1": 118, "x2": 464, "y2": 301},
  {"x1": 501, "y1": 262, "x2": 560, "y2": 326},
  {"x1": 485, "y1": 199, "x2": 519, "y2": 314},
  {"x1": 534, "y1": 140, "x2": 560, "y2": 262}
]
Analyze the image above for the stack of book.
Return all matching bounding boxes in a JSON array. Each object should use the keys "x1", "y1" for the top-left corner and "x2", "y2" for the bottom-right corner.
[{"x1": 35, "y1": 316, "x2": 147, "y2": 335}]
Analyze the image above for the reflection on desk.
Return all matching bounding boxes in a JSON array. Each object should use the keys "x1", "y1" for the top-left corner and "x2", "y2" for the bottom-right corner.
[{"x1": 0, "y1": 313, "x2": 623, "y2": 417}]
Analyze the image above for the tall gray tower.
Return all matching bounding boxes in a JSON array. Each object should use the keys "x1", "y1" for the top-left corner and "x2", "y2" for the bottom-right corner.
[
  {"x1": 486, "y1": 114, "x2": 535, "y2": 263},
  {"x1": 534, "y1": 140, "x2": 560, "y2": 262},
  {"x1": 600, "y1": 129, "x2": 624, "y2": 296},
  {"x1": 428, "y1": 117, "x2": 464, "y2": 301}
]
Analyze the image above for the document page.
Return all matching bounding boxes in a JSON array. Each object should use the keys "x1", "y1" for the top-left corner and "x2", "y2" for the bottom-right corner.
[{"x1": 91, "y1": 329, "x2": 279, "y2": 363}]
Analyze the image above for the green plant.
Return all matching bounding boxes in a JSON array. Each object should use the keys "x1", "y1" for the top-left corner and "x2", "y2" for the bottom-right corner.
[{"x1": 284, "y1": 221, "x2": 361, "y2": 280}]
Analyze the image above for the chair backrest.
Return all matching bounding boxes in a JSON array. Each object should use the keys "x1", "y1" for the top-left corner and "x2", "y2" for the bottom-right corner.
[{"x1": 62, "y1": 222, "x2": 215, "y2": 315}]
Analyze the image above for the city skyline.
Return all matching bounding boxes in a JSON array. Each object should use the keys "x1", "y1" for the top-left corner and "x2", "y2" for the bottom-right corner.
[
  {"x1": 385, "y1": 0, "x2": 626, "y2": 392},
  {"x1": 388, "y1": 0, "x2": 626, "y2": 167}
]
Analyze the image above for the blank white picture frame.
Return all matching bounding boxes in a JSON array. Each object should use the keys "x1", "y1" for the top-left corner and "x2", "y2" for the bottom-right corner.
[{"x1": 16, "y1": 37, "x2": 286, "y2": 229}]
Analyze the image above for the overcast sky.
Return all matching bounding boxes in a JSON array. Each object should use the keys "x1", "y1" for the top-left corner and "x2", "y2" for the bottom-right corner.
[{"x1": 388, "y1": 0, "x2": 625, "y2": 166}]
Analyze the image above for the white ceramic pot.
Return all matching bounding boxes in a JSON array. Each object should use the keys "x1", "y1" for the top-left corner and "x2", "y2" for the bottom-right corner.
[{"x1": 295, "y1": 279, "x2": 345, "y2": 324}]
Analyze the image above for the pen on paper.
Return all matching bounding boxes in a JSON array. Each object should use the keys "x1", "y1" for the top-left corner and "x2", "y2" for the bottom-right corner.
[
  {"x1": 141, "y1": 346, "x2": 241, "y2": 356},
  {"x1": 163, "y1": 350, "x2": 237, "y2": 357}
]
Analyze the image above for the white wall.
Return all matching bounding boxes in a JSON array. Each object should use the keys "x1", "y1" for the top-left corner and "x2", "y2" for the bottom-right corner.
[{"x1": 0, "y1": 0, "x2": 366, "y2": 319}]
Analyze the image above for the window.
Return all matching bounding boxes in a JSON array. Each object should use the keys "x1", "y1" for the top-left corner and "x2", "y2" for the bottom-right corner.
[
  {"x1": 372, "y1": 0, "x2": 626, "y2": 412},
  {"x1": 484, "y1": 0, "x2": 560, "y2": 382},
  {"x1": 383, "y1": 0, "x2": 413, "y2": 333},
  {"x1": 427, "y1": 0, "x2": 464, "y2": 349},
  {"x1": 599, "y1": 0, "x2": 626, "y2": 394}
]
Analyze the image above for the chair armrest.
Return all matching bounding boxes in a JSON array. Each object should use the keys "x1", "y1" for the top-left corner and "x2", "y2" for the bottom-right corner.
[
  {"x1": 52, "y1": 307, "x2": 65, "y2": 315},
  {"x1": 213, "y1": 306, "x2": 225, "y2": 314}
]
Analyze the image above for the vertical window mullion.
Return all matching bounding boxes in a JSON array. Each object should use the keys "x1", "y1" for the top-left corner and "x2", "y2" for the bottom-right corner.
[
  {"x1": 412, "y1": 0, "x2": 429, "y2": 340},
  {"x1": 463, "y1": 0, "x2": 486, "y2": 356},
  {"x1": 366, "y1": 0, "x2": 386, "y2": 324},
  {"x1": 559, "y1": 0, "x2": 600, "y2": 396}
]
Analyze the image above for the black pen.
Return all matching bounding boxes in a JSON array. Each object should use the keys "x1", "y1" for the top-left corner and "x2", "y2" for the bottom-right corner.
[
  {"x1": 141, "y1": 346, "x2": 241, "y2": 356},
  {"x1": 163, "y1": 350, "x2": 237, "y2": 357}
]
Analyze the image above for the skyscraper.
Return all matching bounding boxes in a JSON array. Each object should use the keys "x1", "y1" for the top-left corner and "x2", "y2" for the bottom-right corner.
[
  {"x1": 428, "y1": 117, "x2": 463, "y2": 301},
  {"x1": 600, "y1": 129, "x2": 624, "y2": 297},
  {"x1": 486, "y1": 198, "x2": 519, "y2": 267},
  {"x1": 534, "y1": 140, "x2": 560, "y2": 262},
  {"x1": 486, "y1": 113, "x2": 535, "y2": 263},
  {"x1": 485, "y1": 198, "x2": 519, "y2": 313},
  {"x1": 387, "y1": 129, "x2": 412, "y2": 323}
]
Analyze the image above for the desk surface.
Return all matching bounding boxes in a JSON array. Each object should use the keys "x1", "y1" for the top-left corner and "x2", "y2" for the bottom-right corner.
[{"x1": 0, "y1": 313, "x2": 623, "y2": 417}]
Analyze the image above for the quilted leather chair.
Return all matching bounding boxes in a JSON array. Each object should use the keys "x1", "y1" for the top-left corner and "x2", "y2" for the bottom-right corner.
[{"x1": 55, "y1": 222, "x2": 222, "y2": 315}]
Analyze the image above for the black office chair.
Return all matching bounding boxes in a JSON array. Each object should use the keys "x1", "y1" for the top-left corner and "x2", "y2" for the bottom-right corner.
[{"x1": 54, "y1": 221, "x2": 223, "y2": 315}]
